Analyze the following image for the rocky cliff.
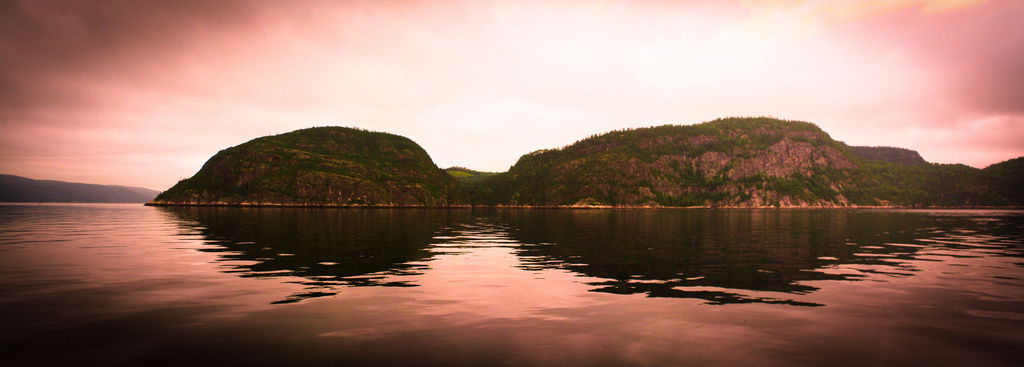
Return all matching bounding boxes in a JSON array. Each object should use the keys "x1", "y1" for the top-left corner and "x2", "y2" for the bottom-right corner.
[
  {"x1": 149, "y1": 127, "x2": 458, "y2": 206},
  {"x1": 466, "y1": 117, "x2": 1022, "y2": 207},
  {"x1": 471, "y1": 118, "x2": 859, "y2": 206}
]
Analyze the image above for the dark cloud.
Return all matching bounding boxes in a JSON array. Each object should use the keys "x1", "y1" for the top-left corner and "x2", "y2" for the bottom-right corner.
[{"x1": 0, "y1": 0, "x2": 260, "y2": 114}]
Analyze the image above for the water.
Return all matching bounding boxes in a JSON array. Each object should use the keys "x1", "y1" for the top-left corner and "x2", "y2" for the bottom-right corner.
[{"x1": 1, "y1": 204, "x2": 1022, "y2": 366}]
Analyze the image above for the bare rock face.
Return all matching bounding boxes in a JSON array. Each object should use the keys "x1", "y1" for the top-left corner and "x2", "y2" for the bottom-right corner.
[
  {"x1": 696, "y1": 151, "x2": 730, "y2": 176},
  {"x1": 149, "y1": 127, "x2": 458, "y2": 207},
  {"x1": 728, "y1": 139, "x2": 855, "y2": 179},
  {"x1": 491, "y1": 117, "x2": 865, "y2": 207}
]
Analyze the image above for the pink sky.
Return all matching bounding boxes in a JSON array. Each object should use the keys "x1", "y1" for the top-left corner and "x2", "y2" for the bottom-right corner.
[{"x1": 1, "y1": 0, "x2": 1022, "y2": 190}]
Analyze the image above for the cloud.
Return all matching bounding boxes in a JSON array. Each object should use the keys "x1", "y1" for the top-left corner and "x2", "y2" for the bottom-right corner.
[
  {"x1": 0, "y1": 0, "x2": 265, "y2": 115},
  {"x1": 831, "y1": 1, "x2": 1024, "y2": 115},
  {"x1": 0, "y1": 0, "x2": 1021, "y2": 189},
  {"x1": 739, "y1": 0, "x2": 989, "y2": 21}
]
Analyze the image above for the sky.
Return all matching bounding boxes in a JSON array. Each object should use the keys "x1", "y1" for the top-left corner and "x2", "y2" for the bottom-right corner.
[{"x1": 1, "y1": 0, "x2": 1022, "y2": 190}]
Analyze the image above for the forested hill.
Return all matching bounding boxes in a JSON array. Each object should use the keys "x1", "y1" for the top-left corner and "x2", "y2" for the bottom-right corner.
[
  {"x1": 149, "y1": 127, "x2": 458, "y2": 206},
  {"x1": 981, "y1": 157, "x2": 1024, "y2": 205},
  {"x1": 148, "y1": 118, "x2": 1023, "y2": 208},
  {"x1": 463, "y1": 117, "x2": 1022, "y2": 207}
]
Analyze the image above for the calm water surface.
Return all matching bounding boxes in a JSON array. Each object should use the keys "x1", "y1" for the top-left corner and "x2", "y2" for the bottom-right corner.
[{"x1": 1, "y1": 204, "x2": 1022, "y2": 366}]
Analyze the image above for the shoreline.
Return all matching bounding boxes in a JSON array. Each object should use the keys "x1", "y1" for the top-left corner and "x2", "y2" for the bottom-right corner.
[{"x1": 143, "y1": 202, "x2": 1024, "y2": 210}]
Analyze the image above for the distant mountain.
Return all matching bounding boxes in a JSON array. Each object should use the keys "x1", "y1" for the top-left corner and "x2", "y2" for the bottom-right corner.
[
  {"x1": 150, "y1": 127, "x2": 458, "y2": 206},
  {"x1": 445, "y1": 166, "x2": 497, "y2": 178},
  {"x1": 148, "y1": 118, "x2": 1023, "y2": 208},
  {"x1": 445, "y1": 166, "x2": 499, "y2": 184},
  {"x1": 445, "y1": 167, "x2": 500, "y2": 204},
  {"x1": 849, "y1": 146, "x2": 928, "y2": 166},
  {"x1": 0, "y1": 174, "x2": 159, "y2": 203}
]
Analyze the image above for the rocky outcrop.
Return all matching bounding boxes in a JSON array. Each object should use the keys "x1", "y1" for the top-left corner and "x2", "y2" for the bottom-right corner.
[
  {"x1": 727, "y1": 138, "x2": 854, "y2": 179},
  {"x1": 476, "y1": 117, "x2": 864, "y2": 207},
  {"x1": 468, "y1": 117, "x2": 1023, "y2": 207}
]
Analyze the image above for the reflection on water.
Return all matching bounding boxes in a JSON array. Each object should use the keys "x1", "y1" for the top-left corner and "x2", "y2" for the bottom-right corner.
[
  {"x1": 1, "y1": 204, "x2": 1022, "y2": 366},
  {"x1": 164, "y1": 207, "x2": 455, "y2": 303},
  {"x1": 168, "y1": 208, "x2": 1024, "y2": 307},
  {"x1": 505, "y1": 209, "x2": 1023, "y2": 305}
]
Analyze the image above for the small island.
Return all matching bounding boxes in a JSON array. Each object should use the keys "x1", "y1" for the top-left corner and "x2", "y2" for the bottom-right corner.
[{"x1": 148, "y1": 127, "x2": 459, "y2": 207}]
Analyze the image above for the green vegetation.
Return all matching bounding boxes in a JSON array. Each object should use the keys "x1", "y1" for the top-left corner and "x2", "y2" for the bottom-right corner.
[
  {"x1": 443, "y1": 167, "x2": 502, "y2": 205},
  {"x1": 446, "y1": 170, "x2": 474, "y2": 178},
  {"x1": 468, "y1": 117, "x2": 852, "y2": 206},
  {"x1": 152, "y1": 127, "x2": 459, "y2": 206},
  {"x1": 981, "y1": 157, "x2": 1024, "y2": 205},
  {"x1": 849, "y1": 146, "x2": 928, "y2": 166},
  {"x1": 464, "y1": 117, "x2": 1022, "y2": 207},
  {"x1": 445, "y1": 166, "x2": 499, "y2": 182},
  {"x1": 151, "y1": 118, "x2": 1023, "y2": 207}
]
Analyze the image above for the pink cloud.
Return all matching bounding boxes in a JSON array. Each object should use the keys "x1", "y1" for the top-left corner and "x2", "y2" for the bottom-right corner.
[{"x1": 1, "y1": 0, "x2": 1021, "y2": 190}]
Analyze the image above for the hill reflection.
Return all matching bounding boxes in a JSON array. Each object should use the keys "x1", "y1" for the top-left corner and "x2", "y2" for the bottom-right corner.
[
  {"x1": 501, "y1": 209, "x2": 987, "y2": 306},
  {"x1": 159, "y1": 207, "x2": 1023, "y2": 307},
  {"x1": 160, "y1": 207, "x2": 459, "y2": 303}
]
